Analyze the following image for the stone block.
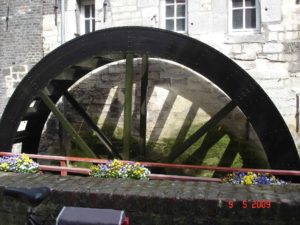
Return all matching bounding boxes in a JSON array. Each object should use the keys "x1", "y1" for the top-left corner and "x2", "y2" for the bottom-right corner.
[
  {"x1": 148, "y1": 71, "x2": 160, "y2": 80},
  {"x1": 141, "y1": 7, "x2": 158, "y2": 18},
  {"x1": 283, "y1": 42, "x2": 300, "y2": 53},
  {"x1": 141, "y1": 7, "x2": 159, "y2": 26},
  {"x1": 230, "y1": 44, "x2": 242, "y2": 54},
  {"x1": 199, "y1": 1, "x2": 212, "y2": 12},
  {"x1": 235, "y1": 60, "x2": 256, "y2": 70},
  {"x1": 160, "y1": 69, "x2": 184, "y2": 79},
  {"x1": 261, "y1": 0, "x2": 282, "y2": 22},
  {"x1": 285, "y1": 77, "x2": 300, "y2": 93},
  {"x1": 279, "y1": 31, "x2": 300, "y2": 41},
  {"x1": 293, "y1": 72, "x2": 300, "y2": 78},
  {"x1": 111, "y1": 5, "x2": 138, "y2": 13},
  {"x1": 114, "y1": 18, "x2": 142, "y2": 26},
  {"x1": 12, "y1": 73, "x2": 18, "y2": 79},
  {"x1": 111, "y1": 0, "x2": 137, "y2": 7},
  {"x1": 288, "y1": 62, "x2": 300, "y2": 73},
  {"x1": 189, "y1": 12, "x2": 212, "y2": 35},
  {"x1": 108, "y1": 65, "x2": 125, "y2": 74},
  {"x1": 66, "y1": 0, "x2": 77, "y2": 11},
  {"x1": 113, "y1": 11, "x2": 141, "y2": 20},
  {"x1": 2, "y1": 68, "x2": 11, "y2": 76},
  {"x1": 284, "y1": 23, "x2": 299, "y2": 31},
  {"x1": 148, "y1": 62, "x2": 162, "y2": 72},
  {"x1": 248, "y1": 68, "x2": 289, "y2": 80},
  {"x1": 263, "y1": 43, "x2": 284, "y2": 53},
  {"x1": 43, "y1": 15, "x2": 56, "y2": 31},
  {"x1": 212, "y1": 12, "x2": 227, "y2": 33},
  {"x1": 211, "y1": 0, "x2": 227, "y2": 13},
  {"x1": 267, "y1": 24, "x2": 284, "y2": 32},
  {"x1": 101, "y1": 74, "x2": 121, "y2": 81},
  {"x1": 13, "y1": 81, "x2": 19, "y2": 88},
  {"x1": 188, "y1": 0, "x2": 202, "y2": 12},
  {"x1": 267, "y1": 32, "x2": 278, "y2": 41},
  {"x1": 233, "y1": 51, "x2": 256, "y2": 61},
  {"x1": 137, "y1": 0, "x2": 159, "y2": 8},
  {"x1": 267, "y1": 53, "x2": 298, "y2": 62},
  {"x1": 258, "y1": 79, "x2": 285, "y2": 90},
  {"x1": 224, "y1": 34, "x2": 265, "y2": 44},
  {"x1": 17, "y1": 5, "x2": 32, "y2": 15},
  {"x1": 12, "y1": 65, "x2": 26, "y2": 72}
]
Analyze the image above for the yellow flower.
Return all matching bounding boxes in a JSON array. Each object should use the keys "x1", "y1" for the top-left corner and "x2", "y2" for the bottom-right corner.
[
  {"x1": 243, "y1": 175, "x2": 254, "y2": 185},
  {"x1": 0, "y1": 163, "x2": 9, "y2": 171}
]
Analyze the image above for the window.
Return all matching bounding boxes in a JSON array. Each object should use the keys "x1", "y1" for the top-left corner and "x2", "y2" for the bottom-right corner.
[
  {"x1": 80, "y1": 1, "x2": 95, "y2": 34},
  {"x1": 229, "y1": 0, "x2": 260, "y2": 32},
  {"x1": 165, "y1": 0, "x2": 187, "y2": 33}
]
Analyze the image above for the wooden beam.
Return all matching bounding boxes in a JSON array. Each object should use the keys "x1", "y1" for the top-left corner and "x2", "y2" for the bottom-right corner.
[
  {"x1": 165, "y1": 101, "x2": 237, "y2": 162},
  {"x1": 183, "y1": 126, "x2": 226, "y2": 165},
  {"x1": 139, "y1": 55, "x2": 148, "y2": 156},
  {"x1": 38, "y1": 90, "x2": 97, "y2": 158},
  {"x1": 51, "y1": 82, "x2": 122, "y2": 159},
  {"x1": 213, "y1": 139, "x2": 239, "y2": 177},
  {"x1": 123, "y1": 54, "x2": 134, "y2": 159}
]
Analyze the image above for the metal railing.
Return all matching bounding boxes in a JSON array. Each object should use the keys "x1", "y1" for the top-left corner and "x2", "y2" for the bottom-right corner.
[{"x1": 1, "y1": 152, "x2": 300, "y2": 183}]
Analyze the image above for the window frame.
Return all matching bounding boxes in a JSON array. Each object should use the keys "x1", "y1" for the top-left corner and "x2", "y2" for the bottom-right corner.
[
  {"x1": 80, "y1": 0, "x2": 96, "y2": 35},
  {"x1": 162, "y1": 0, "x2": 188, "y2": 34},
  {"x1": 228, "y1": 0, "x2": 261, "y2": 34}
]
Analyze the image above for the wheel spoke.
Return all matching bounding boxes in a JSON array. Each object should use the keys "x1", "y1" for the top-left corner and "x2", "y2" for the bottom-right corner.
[
  {"x1": 164, "y1": 101, "x2": 237, "y2": 162},
  {"x1": 139, "y1": 55, "x2": 148, "y2": 156},
  {"x1": 38, "y1": 90, "x2": 97, "y2": 158},
  {"x1": 123, "y1": 54, "x2": 134, "y2": 159},
  {"x1": 51, "y1": 82, "x2": 122, "y2": 159}
]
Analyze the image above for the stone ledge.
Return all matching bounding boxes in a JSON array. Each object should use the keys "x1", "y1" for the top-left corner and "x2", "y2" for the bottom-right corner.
[{"x1": 0, "y1": 173, "x2": 299, "y2": 225}]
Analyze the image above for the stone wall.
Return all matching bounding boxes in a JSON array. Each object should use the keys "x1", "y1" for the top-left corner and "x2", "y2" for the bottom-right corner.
[
  {"x1": 0, "y1": 172, "x2": 299, "y2": 225},
  {"x1": 0, "y1": 0, "x2": 299, "y2": 153},
  {"x1": 0, "y1": 0, "x2": 46, "y2": 116}
]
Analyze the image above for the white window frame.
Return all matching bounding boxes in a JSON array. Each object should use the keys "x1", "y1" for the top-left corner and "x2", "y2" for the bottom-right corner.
[
  {"x1": 161, "y1": 0, "x2": 188, "y2": 33},
  {"x1": 80, "y1": 0, "x2": 95, "y2": 35},
  {"x1": 228, "y1": 0, "x2": 261, "y2": 33}
]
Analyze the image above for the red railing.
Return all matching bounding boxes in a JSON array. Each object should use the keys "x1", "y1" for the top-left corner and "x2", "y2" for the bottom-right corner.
[{"x1": 1, "y1": 152, "x2": 300, "y2": 183}]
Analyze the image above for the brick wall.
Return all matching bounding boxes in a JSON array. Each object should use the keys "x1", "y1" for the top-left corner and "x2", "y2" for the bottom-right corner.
[
  {"x1": 0, "y1": 172, "x2": 299, "y2": 225},
  {"x1": 0, "y1": 0, "x2": 45, "y2": 116}
]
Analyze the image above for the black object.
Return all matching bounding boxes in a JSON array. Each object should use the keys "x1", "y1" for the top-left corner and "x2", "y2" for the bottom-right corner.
[
  {"x1": 0, "y1": 26, "x2": 298, "y2": 173},
  {"x1": 56, "y1": 207, "x2": 126, "y2": 225},
  {"x1": 3, "y1": 186, "x2": 51, "y2": 207}
]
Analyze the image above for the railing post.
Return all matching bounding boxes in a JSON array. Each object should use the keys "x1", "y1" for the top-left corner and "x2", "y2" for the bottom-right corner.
[{"x1": 60, "y1": 160, "x2": 68, "y2": 176}]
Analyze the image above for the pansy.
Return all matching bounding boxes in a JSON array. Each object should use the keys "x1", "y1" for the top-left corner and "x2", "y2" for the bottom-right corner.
[
  {"x1": 90, "y1": 159, "x2": 151, "y2": 180},
  {"x1": 222, "y1": 171, "x2": 288, "y2": 185},
  {"x1": 0, "y1": 154, "x2": 39, "y2": 173}
]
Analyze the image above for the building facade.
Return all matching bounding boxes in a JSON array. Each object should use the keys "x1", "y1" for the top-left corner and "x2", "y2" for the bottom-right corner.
[{"x1": 0, "y1": 1, "x2": 300, "y2": 159}]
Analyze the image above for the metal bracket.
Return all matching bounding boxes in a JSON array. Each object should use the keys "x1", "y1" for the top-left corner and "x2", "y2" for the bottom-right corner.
[
  {"x1": 296, "y1": 94, "x2": 300, "y2": 133},
  {"x1": 5, "y1": 2, "x2": 11, "y2": 31}
]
